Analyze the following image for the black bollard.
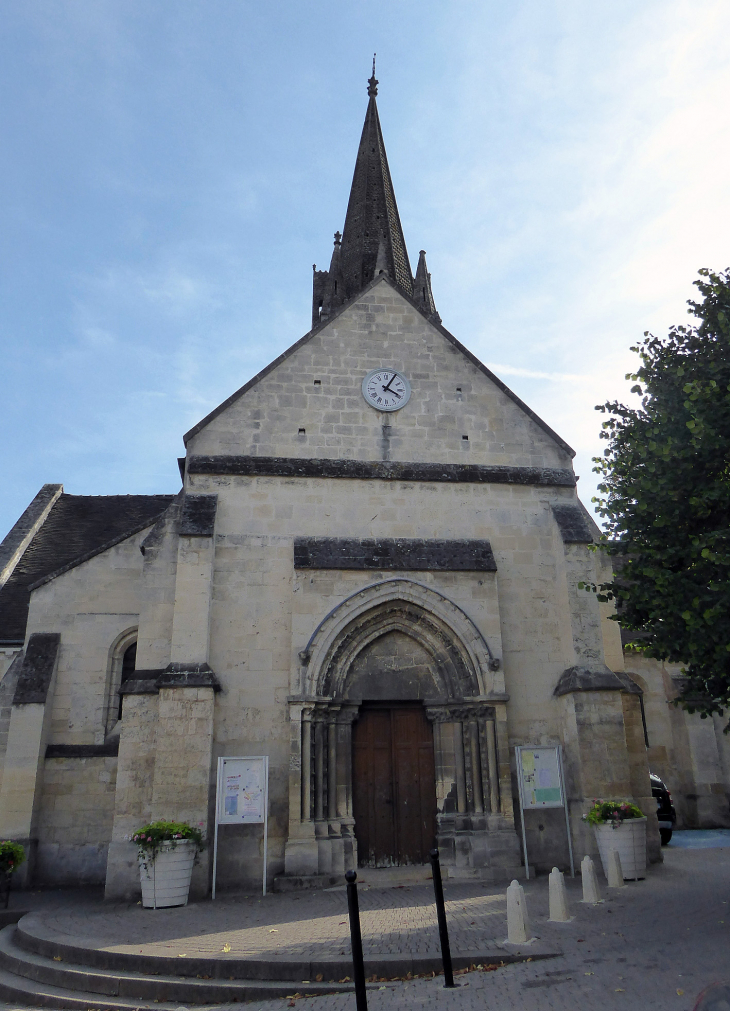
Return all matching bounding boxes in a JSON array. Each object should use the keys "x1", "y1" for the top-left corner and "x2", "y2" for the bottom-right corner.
[
  {"x1": 345, "y1": 870, "x2": 368, "y2": 1011},
  {"x1": 430, "y1": 847, "x2": 459, "y2": 988}
]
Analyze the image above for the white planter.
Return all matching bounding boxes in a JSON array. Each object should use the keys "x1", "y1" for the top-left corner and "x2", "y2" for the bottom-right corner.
[
  {"x1": 139, "y1": 840, "x2": 195, "y2": 908},
  {"x1": 594, "y1": 817, "x2": 647, "y2": 881}
]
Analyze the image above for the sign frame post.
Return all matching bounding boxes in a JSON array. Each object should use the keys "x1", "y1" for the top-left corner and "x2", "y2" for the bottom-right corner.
[
  {"x1": 212, "y1": 755, "x2": 269, "y2": 899},
  {"x1": 515, "y1": 745, "x2": 574, "y2": 880}
]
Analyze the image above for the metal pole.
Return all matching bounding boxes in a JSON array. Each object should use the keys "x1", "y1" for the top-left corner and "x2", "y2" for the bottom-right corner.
[
  {"x1": 262, "y1": 757, "x2": 269, "y2": 897},
  {"x1": 429, "y1": 849, "x2": 458, "y2": 988},
  {"x1": 516, "y1": 747, "x2": 530, "y2": 879},
  {"x1": 345, "y1": 870, "x2": 368, "y2": 1011},
  {"x1": 558, "y1": 747, "x2": 575, "y2": 877}
]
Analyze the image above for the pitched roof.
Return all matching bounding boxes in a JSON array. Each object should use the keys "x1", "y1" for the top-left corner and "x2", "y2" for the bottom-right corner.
[
  {"x1": 183, "y1": 273, "x2": 575, "y2": 459},
  {"x1": 0, "y1": 493, "x2": 174, "y2": 645}
]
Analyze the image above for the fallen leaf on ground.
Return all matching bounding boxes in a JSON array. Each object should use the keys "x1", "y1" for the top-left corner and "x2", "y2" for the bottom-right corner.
[
  {"x1": 677, "y1": 990, "x2": 684, "y2": 996},
  {"x1": 315, "y1": 974, "x2": 323, "y2": 982},
  {"x1": 221, "y1": 943, "x2": 231, "y2": 952},
  {"x1": 269, "y1": 929, "x2": 279, "y2": 933}
]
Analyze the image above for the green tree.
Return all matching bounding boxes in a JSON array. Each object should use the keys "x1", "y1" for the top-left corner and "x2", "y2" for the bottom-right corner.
[{"x1": 593, "y1": 268, "x2": 730, "y2": 721}]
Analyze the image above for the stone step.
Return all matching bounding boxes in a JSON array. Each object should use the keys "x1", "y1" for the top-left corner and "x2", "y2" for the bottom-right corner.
[
  {"x1": 0, "y1": 927, "x2": 354, "y2": 1006},
  {"x1": 15, "y1": 912, "x2": 533, "y2": 982},
  {"x1": 0, "y1": 962, "x2": 344, "y2": 1011}
]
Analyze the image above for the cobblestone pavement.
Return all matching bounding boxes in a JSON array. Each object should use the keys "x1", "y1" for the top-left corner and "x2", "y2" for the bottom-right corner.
[{"x1": 3, "y1": 844, "x2": 730, "y2": 1010}]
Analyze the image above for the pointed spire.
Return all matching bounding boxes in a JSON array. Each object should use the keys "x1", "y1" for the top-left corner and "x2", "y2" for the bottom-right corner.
[
  {"x1": 312, "y1": 64, "x2": 441, "y2": 325},
  {"x1": 338, "y1": 65, "x2": 414, "y2": 300},
  {"x1": 413, "y1": 250, "x2": 441, "y2": 323}
]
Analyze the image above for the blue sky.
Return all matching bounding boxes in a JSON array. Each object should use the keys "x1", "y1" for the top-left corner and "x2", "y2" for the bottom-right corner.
[{"x1": 2, "y1": 0, "x2": 729, "y2": 538}]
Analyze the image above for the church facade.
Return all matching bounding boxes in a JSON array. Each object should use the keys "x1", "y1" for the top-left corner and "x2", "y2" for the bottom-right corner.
[{"x1": 2, "y1": 72, "x2": 728, "y2": 897}]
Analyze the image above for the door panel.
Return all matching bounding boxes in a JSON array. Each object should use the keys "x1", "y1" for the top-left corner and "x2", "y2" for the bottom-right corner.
[
  {"x1": 353, "y1": 706, "x2": 436, "y2": 867},
  {"x1": 353, "y1": 709, "x2": 395, "y2": 866}
]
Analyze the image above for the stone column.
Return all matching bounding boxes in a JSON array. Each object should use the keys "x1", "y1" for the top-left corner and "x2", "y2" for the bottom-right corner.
[
  {"x1": 468, "y1": 720, "x2": 484, "y2": 815},
  {"x1": 313, "y1": 711, "x2": 330, "y2": 873},
  {"x1": 453, "y1": 721, "x2": 468, "y2": 818},
  {"x1": 485, "y1": 719, "x2": 499, "y2": 816},
  {"x1": 283, "y1": 704, "x2": 319, "y2": 877},
  {"x1": 0, "y1": 633, "x2": 60, "y2": 886},
  {"x1": 336, "y1": 705, "x2": 358, "y2": 872},
  {"x1": 327, "y1": 706, "x2": 344, "y2": 876}
]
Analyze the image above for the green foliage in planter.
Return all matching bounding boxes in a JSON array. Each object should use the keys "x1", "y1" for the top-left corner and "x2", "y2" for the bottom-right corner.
[
  {"x1": 585, "y1": 800, "x2": 644, "y2": 828},
  {"x1": 0, "y1": 841, "x2": 26, "y2": 875},
  {"x1": 131, "y1": 821, "x2": 204, "y2": 860}
]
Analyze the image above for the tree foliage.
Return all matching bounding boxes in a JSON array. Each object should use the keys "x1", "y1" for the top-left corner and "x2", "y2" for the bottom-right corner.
[{"x1": 593, "y1": 268, "x2": 730, "y2": 721}]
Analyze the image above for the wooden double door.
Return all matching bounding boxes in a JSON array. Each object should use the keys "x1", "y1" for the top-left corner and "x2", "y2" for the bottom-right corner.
[{"x1": 352, "y1": 704, "x2": 437, "y2": 867}]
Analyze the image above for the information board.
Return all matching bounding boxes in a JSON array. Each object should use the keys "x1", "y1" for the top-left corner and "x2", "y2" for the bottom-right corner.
[
  {"x1": 517, "y1": 746, "x2": 564, "y2": 809},
  {"x1": 217, "y1": 757, "x2": 267, "y2": 824},
  {"x1": 514, "y1": 745, "x2": 574, "y2": 879},
  {"x1": 212, "y1": 756, "x2": 269, "y2": 897}
]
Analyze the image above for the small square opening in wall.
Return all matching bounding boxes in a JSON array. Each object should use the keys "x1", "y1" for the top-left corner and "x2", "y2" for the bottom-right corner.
[
  {"x1": 298, "y1": 428, "x2": 306, "y2": 436},
  {"x1": 313, "y1": 380, "x2": 321, "y2": 385},
  {"x1": 462, "y1": 434, "x2": 469, "y2": 441}
]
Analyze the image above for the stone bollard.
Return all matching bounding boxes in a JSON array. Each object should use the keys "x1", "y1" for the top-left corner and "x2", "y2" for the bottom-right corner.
[
  {"x1": 580, "y1": 855, "x2": 602, "y2": 904},
  {"x1": 548, "y1": 866, "x2": 571, "y2": 922},
  {"x1": 607, "y1": 848, "x2": 626, "y2": 888},
  {"x1": 506, "y1": 879, "x2": 533, "y2": 944}
]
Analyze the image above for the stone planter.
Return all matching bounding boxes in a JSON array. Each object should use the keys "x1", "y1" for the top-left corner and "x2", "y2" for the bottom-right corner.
[
  {"x1": 139, "y1": 840, "x2": 195, "y2": 908},
  {"x1": 594, "y1": 817, "x2": 647, "y2": 881}
]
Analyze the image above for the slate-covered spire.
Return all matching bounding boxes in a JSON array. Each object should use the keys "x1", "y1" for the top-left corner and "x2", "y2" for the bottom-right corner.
[
  {"x1": 312, "y1": 60, "x2": 440, "y2": 327},
  {"x1": 338, "y1": 59, "x2": 413, "y2": 301}
]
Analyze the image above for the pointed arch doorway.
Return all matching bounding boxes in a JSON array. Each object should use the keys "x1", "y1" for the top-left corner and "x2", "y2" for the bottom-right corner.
[
  {"x1": 283, "y1": 579, "x2": 521, "y2": 883},
  {"x1": 353, "y1": 702, "x2": 437, "y2": 867}
]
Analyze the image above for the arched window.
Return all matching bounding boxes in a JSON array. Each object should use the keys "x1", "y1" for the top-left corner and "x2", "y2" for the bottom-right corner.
[
  {"x1": 104, "y1": 628, "x2": 138, "y2": 734},
  {"x1": 118, "y1": 642, "x2": 137, "y2": 720}
]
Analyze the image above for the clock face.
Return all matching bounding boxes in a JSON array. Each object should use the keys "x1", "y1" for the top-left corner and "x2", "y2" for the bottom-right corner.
[{"x1": 361, "y1": 369, "x2": 411, "y2": 412}]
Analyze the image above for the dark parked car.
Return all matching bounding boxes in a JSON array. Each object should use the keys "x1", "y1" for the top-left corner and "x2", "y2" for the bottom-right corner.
[{"x1": 651, "y1": 772, "x2": 677, "y2": 845}]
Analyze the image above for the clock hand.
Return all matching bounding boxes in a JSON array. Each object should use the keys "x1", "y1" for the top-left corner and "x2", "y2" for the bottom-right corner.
[{"x1": 382, "y1": 373, "x2": 398, "y2": 393}]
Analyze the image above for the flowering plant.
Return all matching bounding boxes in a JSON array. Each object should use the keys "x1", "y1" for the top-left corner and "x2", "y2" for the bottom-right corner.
[
  {"x1": 0, "y1": 841, "x2": 26, "y2": 876},
  {"x1": 131, "y1": 821, "x2": 204, "y2": 861},
  {"x1": 584, "y1": 800, "x2": 644, "y2": 828}
]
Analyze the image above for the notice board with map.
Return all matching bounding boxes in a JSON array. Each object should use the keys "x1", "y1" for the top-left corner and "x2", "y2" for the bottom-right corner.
[
  {"x1": 516, "y1": 746, "x2": 564, "y2": 808},
  {"x1": 213, "y1": 756, "x2": 269, "y2": 897},
  {"x1": 515, "y1": 745, "x2": 574, "y2": 878}
]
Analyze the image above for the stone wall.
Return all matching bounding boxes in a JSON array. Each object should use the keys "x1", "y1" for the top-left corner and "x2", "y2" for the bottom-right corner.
[
  {"x1": 186, "y1": 278, "x2": 572, "y2": 471},
  {"x1": 626, "y1": 653, "x2": 730, "y2": 829},
  {"x1": 36, "y1": 755, "x2": 117, "y2": 884}
]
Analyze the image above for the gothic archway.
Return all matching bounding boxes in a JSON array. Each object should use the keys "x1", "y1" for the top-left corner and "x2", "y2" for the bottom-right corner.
[{"x1": 283, "y1": 579, "x2": 519, "y2": 879}]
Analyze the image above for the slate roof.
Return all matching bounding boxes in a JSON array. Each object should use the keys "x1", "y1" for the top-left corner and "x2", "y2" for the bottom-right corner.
[{"x1": 0, "y1": 493, "x2": 174, "y2": 645}]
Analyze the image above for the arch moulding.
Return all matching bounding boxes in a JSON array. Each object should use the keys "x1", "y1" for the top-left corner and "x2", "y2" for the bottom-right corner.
[{"x1": 297, "y1": 578, "x2": 506, "y2": 701}]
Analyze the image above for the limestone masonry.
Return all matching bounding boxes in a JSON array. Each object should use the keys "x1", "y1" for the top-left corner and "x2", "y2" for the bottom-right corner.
[{"x1": 1, "y1": 70, "x2": 728, "y2": 896}]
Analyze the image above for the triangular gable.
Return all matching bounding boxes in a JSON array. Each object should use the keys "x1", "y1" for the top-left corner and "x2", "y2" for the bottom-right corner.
[{"x1": 183, "y1": 274, "x2": 574, "y2": 458}]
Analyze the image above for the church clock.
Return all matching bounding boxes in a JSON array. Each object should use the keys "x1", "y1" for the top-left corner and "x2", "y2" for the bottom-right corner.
[{"x1": 361, "y1": 368, "x2": 411, "y2": 412}]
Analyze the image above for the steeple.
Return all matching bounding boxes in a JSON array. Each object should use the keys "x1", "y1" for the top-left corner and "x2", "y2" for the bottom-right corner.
[{"x1": 312, "y1": 60, "x2": 439, "y2": 327}]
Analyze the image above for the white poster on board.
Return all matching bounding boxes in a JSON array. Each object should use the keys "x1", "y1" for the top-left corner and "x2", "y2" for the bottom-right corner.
[
  {"x1": 218, "y1": 757, "x2": 267, "y2": 824},
  {"x1": 213, "y1": 756, "x2": 269, "y2": 897}
]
